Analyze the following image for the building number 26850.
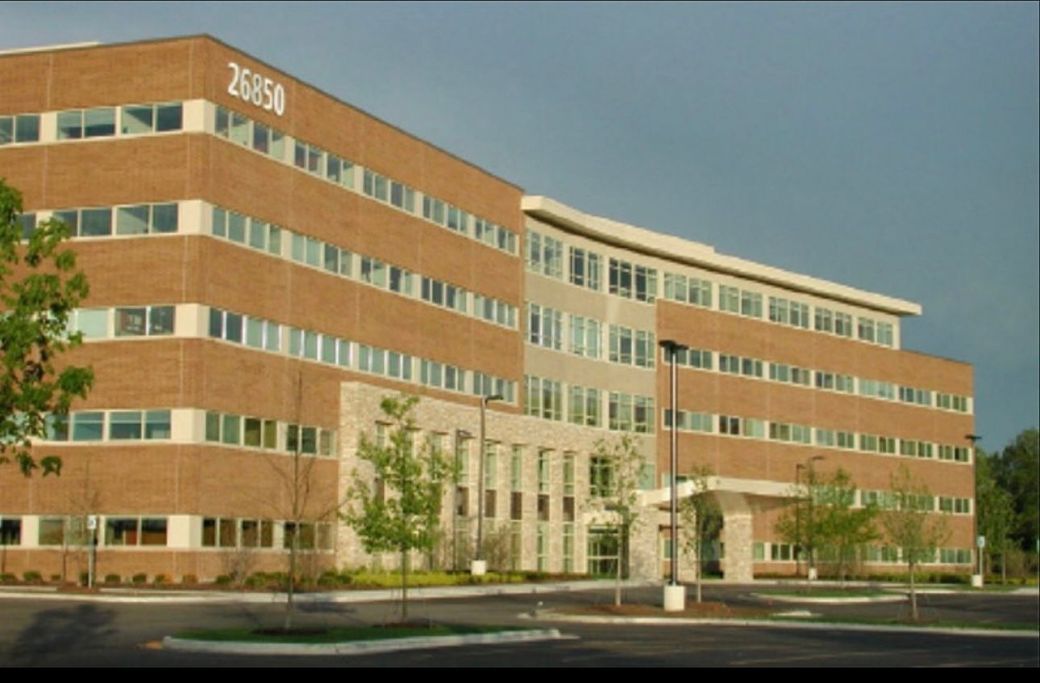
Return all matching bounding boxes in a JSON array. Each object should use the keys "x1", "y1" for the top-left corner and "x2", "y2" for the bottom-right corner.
[{"x1": 227, "y1": 61, "x2": 286, "y2": 116}]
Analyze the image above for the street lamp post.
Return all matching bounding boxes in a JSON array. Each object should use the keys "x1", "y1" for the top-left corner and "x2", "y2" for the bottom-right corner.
[
  {"x1": 967, "y1": 433, "x2": 983, "y2": 588},
  {"x1": 806, "y1": 455, "x2": 824, "y2": 581},
  {"x1": 795, "y1": 463, "x2": 805, "y2": 578},
  {"x1": 472, "y1": 394, "x2": 503, "y2": 575},
  {"x1": 661, "y1": 339, "x2": 686, "y2": 612}
]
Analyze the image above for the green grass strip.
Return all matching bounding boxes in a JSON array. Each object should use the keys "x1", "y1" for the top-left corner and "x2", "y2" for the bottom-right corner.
[{"x1": 176, "y1": 625, "x2": 526, "y2": 644}]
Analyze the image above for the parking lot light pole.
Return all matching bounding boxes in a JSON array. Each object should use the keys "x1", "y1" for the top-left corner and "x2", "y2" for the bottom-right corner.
[
  {"x1": 472, "y1": 394, "x2": 503, "y2": 576},
  {"x1": 660, "y1": 339, "x2": 686, "y2": 611}
]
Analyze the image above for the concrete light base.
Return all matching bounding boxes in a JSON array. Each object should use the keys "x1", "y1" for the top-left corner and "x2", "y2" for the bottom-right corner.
[
  {"x1": 971, "y1": 574, "x2": 984, "y2": 588},
  {"x1": 470, "y1": 560, "x2": 487, "y2": 576},
  {"x1": 808, "y1": 568, "x2": 818, "y2": 581},
  {"x1": 663, "y1": 584, "x2": 687, "y2": 612}
]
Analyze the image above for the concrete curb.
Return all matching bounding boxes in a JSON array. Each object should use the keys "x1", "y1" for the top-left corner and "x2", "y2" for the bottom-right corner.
[
  {"x1": 0, "y1": 579, "x2": 659, "y2": 605},
  {"x1": 162, "y1": 628, "x2": 569, "y2": 656},
  {"x1": 751, "y1": 592, "x2": 907, "y2": 604},
  {"x1": 534, "y1": 610, "x2": 1040, "y2": 639}
]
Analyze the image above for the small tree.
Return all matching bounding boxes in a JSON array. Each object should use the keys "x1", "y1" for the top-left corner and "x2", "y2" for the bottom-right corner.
[
  {"x1": 587, "y1": 434, "x2": 646, "y2": 607},
  {"x1": 882, "y1": 465, "x2": 949, "y2": 621},
  {"x1": 679, "y1": 466, "x2": 722, "y2": 603},
  {"x1": 0, "y1": 179, "x2": 93, "y2": 475},
  {"x1": 344, "y1": 395, "x2": 451, "y2": 621},
  {"x1": 776, "y1": 467, "x2": 877, "y2": 584},
  {"x1": 976, "y1": 452, "x2": 1015, "y2": 583},
  {"x1": 814, "y1": 469, "x2": 878, "y2": 583}
]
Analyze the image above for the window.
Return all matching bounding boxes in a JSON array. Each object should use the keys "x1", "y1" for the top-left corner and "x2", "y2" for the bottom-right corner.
[
  {"x1": 526, "y1": 230, "x2": 563, "y2": 278},
  {"x1": 568, "y1": 385, "x2": 601, "y2": 427},
  {"x1": 121, "y1": 102, "x2": 183, "y2": 134},
  {"x1": 1, "y1": 113, "x2": 41, "y2": 144},
  {"x1": 524, "y1": 375, "x2": 562, "y2": 421},
  {"x1": 664, "y1": 272, "x2": 712, "y2": 307},
  {"x1": 569, "y1": 247, "x2": 601, "y2": 290},
  {"x1": 569, "y1": 314, "x2": 601, "y2": 359},
  {"x1": 537, "y1": 449, "x2": 551, "y2": 494},
  {"x1": 112, "y1": 305, "x2": 174, "y2": 337},
  {"x1": 0, "y1": 518, "x2": 22, "y2": 546},
  {"x1": 609, "y1": 258, "x2": 656, "y2": 302},
  {"x1": 57, "y1": 107, "x2": 116, "y2": 140},
  {"x1": 769, "y1": 297, "x2": 809, "y2": 329}
]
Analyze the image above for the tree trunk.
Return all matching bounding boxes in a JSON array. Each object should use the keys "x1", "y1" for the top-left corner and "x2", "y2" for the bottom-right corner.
[
  {"x1": 909, "y1": 562, "x2": 918, "y2": 622},
  {"x1": 284, "y1": 534, "x2": 297, "y2": 632},
  {"x1": 694, "y1": 541, "x2": 702, "y2": 603},
  {"x1": 614, "y1": 535, "x2": 622, "y2": 607},
  {"x1": 401, "y1": 545, "x2": 410, "y2": 621}
]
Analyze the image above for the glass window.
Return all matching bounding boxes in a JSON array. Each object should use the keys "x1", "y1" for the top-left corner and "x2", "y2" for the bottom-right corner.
[
  {"x1": 221, "y1": 414, "x2": 240, "y2": 445},
  {"x1": 243, "y1": 417, "x2": 262, "y2": 447},
  {"x1": 57, "y1": 110, "x2": 82, "y2": 139},
  {"x1": 14, "y1": 114, "x2": 39, "y2": 143},
  {"x1": 122, "y1": 105, "x2": 153, "y2": 134},
  {"x1": 75, "y1": 308, "x2": 108, "y2": 339},
  {"x1": 72, "y1": 412, "x2": 104, "y2": 441},
  {"x1": 140, "y1": 518, "x2": 167, "y2": 546},
  {"x1": 115, "y1": 307, "x2": 147, "y2": 336},
  {"x1": 0, "y1": 518, "x2": 21, "y2": 546},
  {"x1": 151, "y1": 203, "x2": 178, "y2": 233},
  {"x1": 144, "y1": 410, "x2": 171, "y2": 439},
  {"x1": 109, "y1": 411, "x2": 143, "y2": 440},
  {"x1": 84, "y1": 107, "x2": 115, "y2": 137},
  {"x1": 157, "y1": 103, "x2": 182, "y2": 131},
  {"x1": 0, "y1": 116, "x2": 12, "y2": 144},
  {"x1": 80, "y1": 208, "x2": 112, "y2": 237},
  {"x1": 116, "y1": 205, "x2": 149, "y2": 235}
]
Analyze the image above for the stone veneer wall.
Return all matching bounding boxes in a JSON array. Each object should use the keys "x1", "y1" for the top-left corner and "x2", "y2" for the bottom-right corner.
[{"x1": 337, "y1": 381, "x2": 658, "y2": 575}]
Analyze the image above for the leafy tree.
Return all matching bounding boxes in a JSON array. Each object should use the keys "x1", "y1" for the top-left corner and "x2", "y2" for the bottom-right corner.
[
  {"x1": 344, "y1": 395, "x2": 452, "y2": 621},
  {"x1": 990, "y1": 429, "x2": 1039, "y2": 552},
  {"x1": 587, "y1": 433, "x2": 646, "y2": 606},
  {"x1": 679, "y1": 466, "x2": 722, "y2": 603},
  {"x1": 976, "y1": 450, "x2": 1016, "y2": 583},
  {"x1": 882, "y1": 465, "x2": 949, "y2": 621},
  {"x1": 0, "y1": 178, "x2": 93, "y2": 475},
  {"x1": 775, "y1": 467, "x2": 878, "y2": 583}
]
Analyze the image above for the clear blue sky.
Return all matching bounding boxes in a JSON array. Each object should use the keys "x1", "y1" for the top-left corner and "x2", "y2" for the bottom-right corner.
[{"x1": 2, "y1": 1, "x2": 1037, "y2": 453}]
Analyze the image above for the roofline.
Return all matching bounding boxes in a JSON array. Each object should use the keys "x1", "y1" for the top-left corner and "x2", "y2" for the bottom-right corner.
[
  {"x1": 0, "y1": 34, "x2": 524, "y2": 194},
  {"x1": 522, "y1": 195, "x2": 923, "y2": 317}
]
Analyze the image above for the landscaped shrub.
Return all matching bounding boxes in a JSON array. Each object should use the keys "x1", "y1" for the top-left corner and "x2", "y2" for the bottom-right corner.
[
  {"x1": 131, "y1": 573, "x2": 148, "y2": 585},
  {"x1": 22, "y1": 570, "x2": 43, "y2": 584},
  {"x1": 153, "y1": 574, "x2": 169, "y2": 586},
  {"x1": 0, "y1": 573, "x2": 17, "y2": 584},
  {"x1": 104, "y1": 574, "x2": 121, "y2": 584},
  {"x1": 181, "y1": 574, "x2": 198, "y2": 585},
  {"x1": 79, "y1": 571, "x2": 90, "y2": 586},
  {"x1": 214, "y1": 574, "x2": 233, "y2": 586},
  {"x1": 50, "y1": 574, "x2": 62, "y2": 583}
]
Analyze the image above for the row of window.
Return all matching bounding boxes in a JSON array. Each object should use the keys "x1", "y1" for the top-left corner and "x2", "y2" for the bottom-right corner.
[
  {"x1": 203, "y1": 517, "x2": 334, "y2": 550},
  {"x1": 1, "y1": 102, "x2": 182, "y2": 147},
  {"x1": 213, "y1": 104, "x2": 517, "y2": 256},
  {"x1": 42, "y1": 409, "x2": 172, "y2": 442},
  {"x1": 70, "y1": 305, "x2": 175, "y2": 340},
  {"x1": 758, "y1": 543, "x2": 971, "y2": 565},
  {"x1": 57, "y1": 102, "x2": 183, "y2": 140},
  {"x1": 663, "y1": 408, "x2": 973, "y2": 464},
  {"x1": 207, "y1": 305, "x2": 517, "y2": 403},
  {"x1": 860, "y1": 490, "x2": 972, "y2": 515},
  {"x1": 0, "y1": 515, "x2": 333, "y2": 551},
  {"x1": 660, "y1": 346, "x2": 970, "y2": 414},
  {"x1": 525, "y1": 305, "x2": 656, "y2": 370},
  {"x1": 212, "y1": 205, "x2": 518, "y2": 329},
  {"x1": 525, "y1": 228, "x2": 899, "y2": 349},
  {"x1": 523, "y1": 375, "x2": 654, "y2": 434},
  {"x1": 204, "y1": 410, "x2": 335, "y2": 456},
  {"x1": 19, "y1": 202, "x2": 179, "y2": 241}
]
